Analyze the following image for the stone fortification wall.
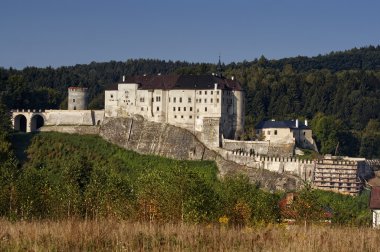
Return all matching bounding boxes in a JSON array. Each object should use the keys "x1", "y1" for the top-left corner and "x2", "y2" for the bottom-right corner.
[
  {"x1": 201, "y1": 117, "x2": 221, "y2": 148},
  {"x1": 268, "y1": 144, "x2": 294, "y2": 157},
  {"x1": 222, "y1": 138, "x2": 294, "y2": 157},
  {"x1": 226, "y1": 150, "x2": 315, "y2": 181},
  {"x1": 44, "y1": 110, "x2": 94, "y2": 126},
  {"x1": 44, "y1": 110, "x2": 104, "y2": 126},
  {"x1": 222, "y1": 139, "x2": 269, "y2": 155},
  {"x1": 40, "y1": 125, "x2": 100, "y2": 135}
]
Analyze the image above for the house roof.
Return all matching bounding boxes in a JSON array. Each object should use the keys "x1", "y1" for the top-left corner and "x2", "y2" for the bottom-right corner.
[
  {"x1": 256, "y1": 120, "x2": 310, "y2": 130},
  {"x1": 370, "y1": 186, "x2": 380, "y2": 209},
  {"x1": 105, "y1": 74, "x2": 243, "y2": 91}
]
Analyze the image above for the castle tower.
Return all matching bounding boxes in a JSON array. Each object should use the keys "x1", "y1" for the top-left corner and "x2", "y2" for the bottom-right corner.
[
  {"x1": 234, "y1": 90, "x2": 245, "y2": 137},
  {"x1": 68, "y1": 87, "x2": 88, "y2": 110}
]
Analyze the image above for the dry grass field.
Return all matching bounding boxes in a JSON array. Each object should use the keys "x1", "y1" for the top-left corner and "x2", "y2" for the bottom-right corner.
[{"x1": 0, "y1": 219, "x2": 379, "y2": 251}]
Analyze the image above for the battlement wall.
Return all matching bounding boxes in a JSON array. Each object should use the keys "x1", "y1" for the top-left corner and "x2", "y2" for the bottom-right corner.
[
  {"x1": 222, "y1": 138, "x2": 294, "y2": 157},
  {"x1": 226, "y1": 150, "x2": 315, "y2": 181}
]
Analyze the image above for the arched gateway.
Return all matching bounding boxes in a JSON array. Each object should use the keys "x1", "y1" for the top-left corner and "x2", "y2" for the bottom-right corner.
[{"x1": 11, "y1": 110, "x2": 46, "y2": 133}]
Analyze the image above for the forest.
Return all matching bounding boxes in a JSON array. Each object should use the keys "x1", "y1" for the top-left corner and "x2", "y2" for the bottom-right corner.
[{"x1": 0, "y1": 46, "x2": 379, "y2": 158}]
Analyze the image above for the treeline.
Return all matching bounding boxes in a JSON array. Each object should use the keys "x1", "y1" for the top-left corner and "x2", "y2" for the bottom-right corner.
[
  {"x1": 0, "y1": 132, "x2": 371, "y2": 226},
  {"x1": 0, "y1": 46, "x2": 379, "y2": 157}
]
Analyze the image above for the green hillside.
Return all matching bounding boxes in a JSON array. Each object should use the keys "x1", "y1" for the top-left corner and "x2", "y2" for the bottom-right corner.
[
  {"x1": 2, "y1": 132, "x2": 279, "y2": 224},
  {"x1": 0, "y1": 132, "x2": 371, "y2": 226}
]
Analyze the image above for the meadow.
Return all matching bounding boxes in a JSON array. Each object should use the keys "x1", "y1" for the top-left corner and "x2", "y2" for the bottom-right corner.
[{"x1": 1, "y1": 219, "x2": 379, "y2": 251}]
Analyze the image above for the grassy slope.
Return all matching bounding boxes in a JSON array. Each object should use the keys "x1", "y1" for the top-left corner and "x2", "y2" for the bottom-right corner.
[{"x1": 12, "y1": 132, "x2": 218, "y2": 181}]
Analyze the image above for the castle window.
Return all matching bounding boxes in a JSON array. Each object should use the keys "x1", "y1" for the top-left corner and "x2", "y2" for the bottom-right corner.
[
  {"x1": 197, "y1": 116, "x2": 199, "y2": 119},
  {"x1": 274, "y1": 130, "x2": 277, "y2": 135},
  {"x1": 211, "y1": 91, "x2": 213, "y2": 95},
  {"x1": 156, "y1": 96, "x2": 161, "y2": 102},
  {"x1": 188, "y1": 97, "x2": 191, "y2": 103},
  {"x1": 140, "y1": 97, "x2": 145, "y2": 102},
  {"x1": 180, "y1": 97, "x2": 182, "y2": 103},
  {"x1": 178, "y1": 107, "x2": 181, "y2": 111},
  {"x1": 110, "y1": 94, "x2": 113, "y2": 98},
  {"x1": 181, "y1": 115, "x2": 184, "y2": 118},
  {"x1": 173, "y1": 107, "x2": 176, "y2": 111},
  {"x1": 157, "y1": 106, "x2": 159, "y2": 111},
  {"x1": 189, "y1": 115, "x2": 192, "y2": 119},
  {"x1": 141, "y1": 107, "x2": 144, "y2": 111},
  {"x1": 303, "y1": 132, "x2": 306, "y2": 136},
  {"x1": 184, "y1": 107, "x2": 186, "y2": 111},
  {"x1": 197, "y1": 109, "x2": 199, "y2": 112},
  {"x1": 211, "y1": 98, "x2": 213, "y2": 103},
  {"x1": 267, "y1": 131, "x2": 271, "y2": 135},
  {"x1": 217, "y1": 98, "x2": 219, "y2": 103},
  {"x1": 217, "y1": 91, "x2": 219, "y2": 95},
  {"x1": 204, "y1": 99, "x2": 207, "y2": 103},
  {"x1": 205, "y1": 91, "x2": 207, "y2": 95},
  {"x1": 174, "y1": 97, "x2": 176, "y2": 103},
  {"x1": 199, "y1": 99, "x2": 201, "y2": 103},
  {"x1": 169, "y1": 97, "x2": 171, "y2": 102},
  {"x1": 190, "y1": 107, "x2": 193, "y2": 111},
  {"x1": 205, "y1": 107, "x2": 207, "y2": 112},
  {"x1": 199, "y1": 91, "x2": 202, "y2": 95},
  {"x1": 174, "y1": 115, "x2": 177, "y2": 118},
  {"x1": 74, "y1": 106, "x2": 76, "y2": 110},
  {"x1": 73, "y1": 99, "x2": 75, "y2": 102}
]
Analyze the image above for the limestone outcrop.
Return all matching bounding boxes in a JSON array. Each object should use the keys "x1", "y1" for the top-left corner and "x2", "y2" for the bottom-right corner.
[{"x1": 98, "y1": 116, "x2": 302, "y2": 191}]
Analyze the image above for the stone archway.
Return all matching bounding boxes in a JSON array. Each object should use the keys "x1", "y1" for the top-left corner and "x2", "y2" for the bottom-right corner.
[
  {"x1": 30, "y1": 114, "x2": 44, "y2": 132},
  {"x1": 14, "y1": 114, "x2": 27, "y2": 132}
]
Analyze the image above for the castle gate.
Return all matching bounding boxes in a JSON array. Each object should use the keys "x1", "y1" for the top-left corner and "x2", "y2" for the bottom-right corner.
[{"x1": 11, "y1": 110, "x2": 47, "y2": 133}]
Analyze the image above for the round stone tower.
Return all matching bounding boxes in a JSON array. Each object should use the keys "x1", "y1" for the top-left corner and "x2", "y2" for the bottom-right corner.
[{"x1": 68, "y1": 87, "x2": 88, "y2": 110}]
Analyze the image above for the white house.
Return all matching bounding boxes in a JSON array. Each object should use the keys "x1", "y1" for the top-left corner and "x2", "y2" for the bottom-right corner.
[{"x1": 255, "y1": 119, "x2": 317, "y2": 151}]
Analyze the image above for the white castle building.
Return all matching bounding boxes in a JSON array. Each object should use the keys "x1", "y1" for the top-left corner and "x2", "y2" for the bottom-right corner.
[{"x1": 104, "y1": 74, "x2": 245, "y2": 146}]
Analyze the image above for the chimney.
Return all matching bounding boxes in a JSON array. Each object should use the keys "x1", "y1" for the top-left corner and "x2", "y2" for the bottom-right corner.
[
  {"x1": 305, "y1": 119, "x2": 308, "y2": 126},
  {"x1": 214, "y1": 83, "x2": 218, "y2": 90},
  {"x1": 122, "y1": 75, "x2": 125, "y2": 82},
  {"x1": 295, "y1": 119, "x2": 299, "y2": 128}
]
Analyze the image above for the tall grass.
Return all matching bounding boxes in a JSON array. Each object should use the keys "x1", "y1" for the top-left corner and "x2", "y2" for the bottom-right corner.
[{"x1": 0, "y1": 219, "x2": 379, "y2": 251}]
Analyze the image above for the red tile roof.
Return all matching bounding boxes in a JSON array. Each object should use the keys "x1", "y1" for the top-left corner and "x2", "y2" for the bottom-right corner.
[
  {"x1": 106, "y1": 74, "x2": 243, "y2": 91},
  {"x1": 370, "y1": 186, "x2": 380, "y2": 209}
]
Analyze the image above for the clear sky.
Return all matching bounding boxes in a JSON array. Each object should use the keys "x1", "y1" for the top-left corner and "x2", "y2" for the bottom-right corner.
[{"x1": 1, "y1": 0, "x2": 379, "y2": 69}]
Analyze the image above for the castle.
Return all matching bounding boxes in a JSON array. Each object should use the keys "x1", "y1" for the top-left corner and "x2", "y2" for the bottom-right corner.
[
  {"x1": 11, "y1": 73, "x2": 371, "y2": 195},
  {"x1": 104, "y1": 74, "x2": 245, "y2": 147}
]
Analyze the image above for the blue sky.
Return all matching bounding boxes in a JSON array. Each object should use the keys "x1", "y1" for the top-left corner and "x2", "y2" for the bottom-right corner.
[{"x1": 1, "y1": 0, "x2": 379, "y2": 69}]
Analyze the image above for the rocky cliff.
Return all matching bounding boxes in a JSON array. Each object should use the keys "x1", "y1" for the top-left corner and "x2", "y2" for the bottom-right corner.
[{"x1": 98, "y1": 116, "x2": 301, "y2": 191}]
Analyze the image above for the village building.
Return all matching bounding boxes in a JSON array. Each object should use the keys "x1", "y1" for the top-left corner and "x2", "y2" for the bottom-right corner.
[
  {"x1": 313, "y1": 155, "x2": 364, "y2": 196},
  {"x1": 255, "y1": 119, "x2": 317, "y2": 150},
  {"x1": 369, "y1": 186, "x2": 380, "y2": 228},
  {"x1": 104, "y1": 74, "x2": 245, "y2": 146}
]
